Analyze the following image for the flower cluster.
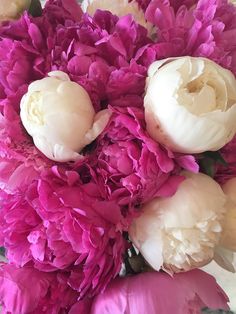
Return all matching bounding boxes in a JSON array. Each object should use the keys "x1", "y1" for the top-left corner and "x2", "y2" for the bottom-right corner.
[{"x1": 0, "y1": 0, "x2": 236, "y2": 313}]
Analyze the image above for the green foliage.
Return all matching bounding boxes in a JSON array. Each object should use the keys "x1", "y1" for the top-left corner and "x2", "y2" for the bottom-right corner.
[{"x1": 28, "y1": 0, "x2": 42, "y2": 17}]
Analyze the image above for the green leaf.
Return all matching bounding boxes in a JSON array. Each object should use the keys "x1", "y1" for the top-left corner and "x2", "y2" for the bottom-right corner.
[
  {"x1": 28, "y1": 0, "x2": 42, "y2": 17},
  {"x1": 200, "y1": 158, "x2": 216, "y2": 177},
  {"x1": 0, "y1": 247, "x2": 5, "y2": 256},
  {"x1": 203, "y1": 151, "x2": 228, "y2": 166},
  {"x1": 199, "y1": 151, "x2": 228, "y2": 177}
]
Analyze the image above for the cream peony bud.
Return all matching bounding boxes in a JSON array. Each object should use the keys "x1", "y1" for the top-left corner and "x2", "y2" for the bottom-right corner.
[
  {"x1": 129, "y1": 172, "x2": 226, "y2": 273},
  {"x1": 219, "y1": 178, "x2": 236, "y2": 251},
  {"x1": 144, "y1": 57, "x2": 236, "y2": 154},
  {"x1": 20, "y1": 71, "x2": 110, "y2": 162},
  {"x1": 81, "y1": 0, "x2": 151, "y2": 33},
  {"x1": 0, "y1": 0, "x2": 31, "y2": 21}
]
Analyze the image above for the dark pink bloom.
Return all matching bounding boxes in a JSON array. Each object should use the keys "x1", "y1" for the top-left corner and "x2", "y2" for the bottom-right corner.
[
  {"x1": 0, "y1": 264, "x2": 78, "y2": 314},
  {"x1": 0, "y1": 0, "x2": 82, "y2": 114},
  {"x1": 90, "y1": 270, "x2": 229, "y2": 314},
  {"x1": 0, "y1": 15, "x2": 50, "y2": 113},
  {"x1": 51, "y1": 11, "x2": 154, "y2": 111},
  {"x1": 69, "y1": 299, "x2": 92, "y2": 314},
  {"x1": 0, "y1": 167, "x2": 126, "y2": 298},
  {"x1": 146, "y1": 0, "x2": 236, "y2": 75},
  {"x1": 0, "y1": 102, "x2": 54, "y2": 193},
  {"x1": 43, "y1": 0, "x2": 83, "y2": 24},
  {"x1": 87, "y1": 107, "x2": 198, "y2": 211},
  {"x1": 215, "y1": 136, "x2": 236, "y2": 184}
]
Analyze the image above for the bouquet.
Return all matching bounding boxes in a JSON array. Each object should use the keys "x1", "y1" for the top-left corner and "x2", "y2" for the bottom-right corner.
[{"x1": 0, "y1": 0, "x2": 236, "y2": 313}]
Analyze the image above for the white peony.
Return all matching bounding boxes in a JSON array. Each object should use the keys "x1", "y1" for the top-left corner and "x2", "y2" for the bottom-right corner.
[
  {"x1": 0, "y1": 0, "x2": 31, "y2": 21},
  {"x1": 129, "y1": 172, "x2": 226, "y2": 273},
  {"x1": 20, "y1": 71, "x2": 110, "y2": 162},
  {"x1": 144, "y1": 56, "x2": 236, "y2": 154},
  {"x1": 81, "y1": 0, "x2": 151, "y2": 33},
  {"x1": 220, "y1": 178, "x2": 236, "y2": 252}
]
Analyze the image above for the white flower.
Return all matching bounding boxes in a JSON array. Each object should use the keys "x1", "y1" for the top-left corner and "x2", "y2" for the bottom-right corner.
[
  {"x1": 0, "y1": 0, "x2": 31, "y2": 21},
  {"x1": 81, "y1": 0, "x2": 151, "y2": 33},
  {"x1": 129, "y1": 172, "x2": 226, "y2": 273},
  {"x1": 20, "y1": 71, "x2": 110, "y2": 162},
  {"x1": 219, "y1": 178, "x2": 236, "y2": 252},
  {"x1": 144, "y1": 57, "x2": 236, "y2": 154}
]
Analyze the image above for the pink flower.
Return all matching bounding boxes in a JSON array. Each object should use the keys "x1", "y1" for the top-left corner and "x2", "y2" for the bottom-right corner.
[
  {"x1": 146, "y1": 0, "x2": 236, "y2": 75},
  {"x1": 0, "y1": 167, "x2": 126, "y2": 298},
  {"x1": 215, "y1": 136, "x2": 236, "y2": 184},
  {"x1": 0, "y1": 0, "x2": 82, "y2": 114},
  {"x1": 0, "y1": 103, "x2": 54, "y2": 193},
  {"x1": 0, "y1": 15, "x2": 49, "y2": 113},
  {"x1": 0, "y1": 263, "x2": 78, "y2": 314},
  {"x1": 69, "y1": 299, "x2": 92, "y2": 314},
  {"x1": 50, "y1": 11, "x2": 154, "y2": 110},
  {"x1": 90, "y1": 270, "x2": 229, "y2": 314},
  {"x1": 88, "y1": 107, "x2": 198, "y2": 211},
  {"x1": 43, "y1": 0, "x2": 83, "y2": 24}
]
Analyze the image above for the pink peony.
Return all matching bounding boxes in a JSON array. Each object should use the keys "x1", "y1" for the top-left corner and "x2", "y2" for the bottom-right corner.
[
  {"x1": 43, "y1": 0, "x2": 83, "y2": 24},
  {"x1": 0, "y1": 15, "x2": 49, "y2": 113},
  {"x1": 0, "y1": 263, "x2": 78, "y2": 314},
  {"x1": 87, "y1": 107, "x2": 198, "y2": 211},
  {"x1": 50, "y1": 10, "x2": 155, "y2": 111},
  {"x1": 0, "y1": 0, "x2": 82, "y2": 114},
  {"x1": 0, "y1": 166, "x2": 126, "y2": 298},
  {"x1": 215, "y1": 136, "x2": 236, "y2": 184},
  {"x1": 90, "y1": 270, "x2": 229, "y2": 314},
  {"x1": 145, "y1": 0, "x2": 236, "y2": 75},
  {"x1": 69, "y1": 299, "x2": 92, "y2": 314},
  {"x1": 0, "y1": 0, "x2": 84, "y2": 192}
]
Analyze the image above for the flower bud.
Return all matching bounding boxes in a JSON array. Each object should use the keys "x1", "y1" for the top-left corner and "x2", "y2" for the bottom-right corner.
[
  {"x1": 144, "y1": 57, "x2": 236, "y2": 154},
  {"x1": 20, "y1": 71, "x2": 110, "y2": 162},
  {"x1": 129, "y1": 172, "x2": 226, "y2": 273}
]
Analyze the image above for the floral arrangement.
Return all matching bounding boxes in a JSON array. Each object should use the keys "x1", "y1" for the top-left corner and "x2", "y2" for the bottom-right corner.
[{"x1": 0, "y1": 0, "x2": 236, "y2": 313}]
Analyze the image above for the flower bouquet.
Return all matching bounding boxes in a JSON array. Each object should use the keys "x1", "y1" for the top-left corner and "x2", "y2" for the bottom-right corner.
[{"x1": 0, "y1": 0, "x2": 236, "y2": 313}]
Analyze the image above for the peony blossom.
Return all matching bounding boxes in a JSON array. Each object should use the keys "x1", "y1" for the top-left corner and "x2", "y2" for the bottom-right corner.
[
  {"x1": 0, "y1": 263, "x2": 79, "y2": 314},
  {"x1": 50, "y1": 10, "x2": 154, "y2": 111},
  {"x1": 0, "y1": 0, "x2": 30, "y2": 22},
  {"x1": 43, "y1": 0, "x2": 83, "y2": 23},
  {"x1": 220, "y1": 178, "x2": 236, "y2": 251},
  {"x1": 81, "y1": 0, "x2": 151, "y2": 34},
  {"x1": 215, "y1": 136, "x2": 236, "y2": 184},
  {"x1": 88, "y1": 107, "x2": 199, "y2": 212},
  {"x1": 145, "y1": 0, "x2": 236, "y2": 75},
  {"x1": 129, "y1": 172, "x2": 226, "y2": 273},
  {"x1": 90, "y1": 270, "x2": 229, "y2": 314},
  {"x1": 0, "y1": 0, "x2": 82, "y2": 113},
  {"x1": 144, "y1": 57, "x2": 236, "y2": 154},
  {"x1": 20, "y1": 71, "x2": 110, "y2": 162},
  {"x1": 0, "y1": 16, "x2": 51, "y2": 114},
  {"x1": 0, "y1": 167, "x2": 126, "y2": 298}
]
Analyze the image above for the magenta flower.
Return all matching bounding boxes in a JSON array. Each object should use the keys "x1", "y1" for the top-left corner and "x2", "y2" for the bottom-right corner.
[
  {"x1": 88, "y1": 107, "x2": 198, "y2": 211},
  {"x1": 0, "y1": 0, "x2": 84, "y2": 192},
  {"x1": 0, "y1": 166, "x2": 126, "y2": 298},
  {"x1": 50, "y1": 10, "x2": 155, "y2": 110},
  {"x1": 0, "y1": 0, "x2": 82, "y2": 115},
  {"x1": 0, "y1": 263, "x2": 78, "y2": 314},
  {"x1": 43, "y1": 0, "x2": 83, "y2": 24},
  {"x1": 215, "y1": 136, "x2": 236, "y2": 184},
  {"x1": 0, "y1": 16, "x2": 49, "y2": 113},
  {"x1": 146, "y1": 0, "x2": 236, "y2": 75},
  {"x1": 90, "y1": 270, "x2": 229, "y2": 314}
]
